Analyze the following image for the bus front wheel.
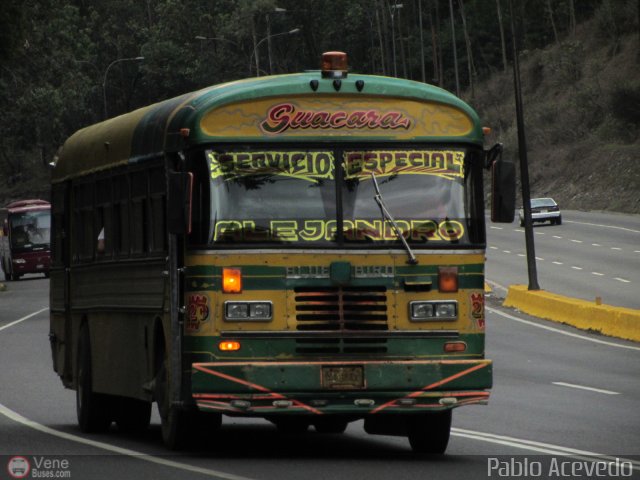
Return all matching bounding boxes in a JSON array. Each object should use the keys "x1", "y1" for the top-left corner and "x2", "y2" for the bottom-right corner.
[
  {"x1": 407, "y1": 410, "x2": 452, "y2": 455},
  {"x1": 76, "y1": 325, "x2": 113, "y2": 433}
]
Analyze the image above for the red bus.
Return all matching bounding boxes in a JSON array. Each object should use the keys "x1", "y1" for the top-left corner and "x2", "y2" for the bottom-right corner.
[{"x1": 0, "y1": 199, "x2": 51, "y2": 280}]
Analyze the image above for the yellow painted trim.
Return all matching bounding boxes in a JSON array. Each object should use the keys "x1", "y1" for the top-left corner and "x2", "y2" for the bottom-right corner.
[
  {"x1": 504, "y1": 285, "x2": 640, "y2": 342},
  {"x1": 187, "y1": 252, "x2": 485, "y2": 267}
]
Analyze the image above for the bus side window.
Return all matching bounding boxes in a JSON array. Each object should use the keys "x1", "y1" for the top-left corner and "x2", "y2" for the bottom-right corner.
[
  {"x1": 114, "y1": 174, "x2": 130, "y2": 257},
  {"x1": 96, "y1": 178, "x2": 112, "y2": 258},
  {"x1": 131, "y1": 170, "x2": 149, "y2": 255},
  {"x1": 149, "y1": 167, "x2": 166, "y2": 253},
  {"x1": 73, "y1": 182, "x2": 94, "y2": 263}
]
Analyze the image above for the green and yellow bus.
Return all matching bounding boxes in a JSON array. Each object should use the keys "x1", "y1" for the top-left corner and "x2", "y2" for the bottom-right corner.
[{"x1": 49, "y1": 52, "x2": 514, "y2": 453}]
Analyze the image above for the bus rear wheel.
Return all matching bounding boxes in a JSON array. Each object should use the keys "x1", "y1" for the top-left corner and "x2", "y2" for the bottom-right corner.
[
  {"x1": 76, "y1": 325, "x2": 113, "y2": 433},
  {"x1": 407, "y1": 410, "x2": 452, "y2": 455}
]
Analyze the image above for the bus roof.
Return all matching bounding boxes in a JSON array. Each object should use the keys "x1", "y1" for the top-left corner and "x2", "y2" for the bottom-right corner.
[
  {"x1": 52, "y1": 71, "x2": 484, "y2": 183},
  {"x1": 3, "y1": 200, "x2": 51, "y2": 214}
]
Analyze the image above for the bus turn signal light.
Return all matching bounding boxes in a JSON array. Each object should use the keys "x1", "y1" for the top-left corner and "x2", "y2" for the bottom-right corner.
[
  {"x1": 438, "y1": 266, "x2": 458, "y2": 292},
  {"x1": 219, "y1": 341, "x2": 241, "y2": 351},
  {"x1": 444, "y1": 341, "x2": 467, "y2": 353},
  {"x1": 222, "y1": 267, "x2": 242, "y2": 293}
]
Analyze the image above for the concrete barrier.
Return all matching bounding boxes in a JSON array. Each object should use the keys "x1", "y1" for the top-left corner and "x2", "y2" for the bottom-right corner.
[{"x1": 504, "y1": 284, "x2": 640, "y2": 342}]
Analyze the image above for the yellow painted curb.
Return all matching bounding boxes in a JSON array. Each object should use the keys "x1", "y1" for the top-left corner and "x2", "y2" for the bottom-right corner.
[
  {"x1": 504, "y1": 284, "x2": 640, "y2": 342},
  {"x1": 484, "y1": 282, "x2": 492, "y2": 293}
]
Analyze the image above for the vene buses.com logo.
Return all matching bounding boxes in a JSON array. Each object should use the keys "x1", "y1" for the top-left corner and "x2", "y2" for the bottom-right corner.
[{"x1": 7, "y1": 456, "x2": 30, "y2": 479}]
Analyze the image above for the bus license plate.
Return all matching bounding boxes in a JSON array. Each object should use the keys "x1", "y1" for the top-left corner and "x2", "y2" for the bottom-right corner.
[{"x1": 321, "y1": 366, "x2": 364, "y2": 389}]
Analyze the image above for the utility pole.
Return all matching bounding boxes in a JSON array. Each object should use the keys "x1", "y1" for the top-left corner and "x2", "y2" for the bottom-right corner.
[{"x1": 509, "y1": 0, "x2": 540, "y2": 290}]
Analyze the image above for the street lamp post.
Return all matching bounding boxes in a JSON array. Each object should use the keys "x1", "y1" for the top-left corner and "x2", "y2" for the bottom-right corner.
[
  {"x1": 390, "y1": 2, "x2": 403, "y2": 77},
  {"x1": 194, "y1": 35, "x2": 240, "y2": 49},
  {"x1": 102, "y1": 56, "x2": 144, "y2": 119},
  {"x1": 251, "y1": 28, "x2": 301, "y2": 77},
  {"x1": 266, "y1": 7, "x2": 288, "y2": 75}
]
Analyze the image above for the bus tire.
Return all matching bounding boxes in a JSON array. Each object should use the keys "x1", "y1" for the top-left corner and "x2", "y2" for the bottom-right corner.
[
  {"x1": 154, "y1": 356, "x2": 191, "y2": 449},
  {"x1": 407, "y1": 410, "x2": 452, "y2": 455},
  {"x1": 115, "y1": 397, "x2": 152, "y2": 434},
  {"x1": 76, "y1": 325, "x2": 113, "y2": 433}
]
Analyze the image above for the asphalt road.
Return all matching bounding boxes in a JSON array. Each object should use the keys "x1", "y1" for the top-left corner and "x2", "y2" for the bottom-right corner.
[
  {"x1": 1, "y1": 272, "x2": 639, "y2": 479},
  {"x1": 486, "y1": 210, "x2": 640, "y2": 309}
]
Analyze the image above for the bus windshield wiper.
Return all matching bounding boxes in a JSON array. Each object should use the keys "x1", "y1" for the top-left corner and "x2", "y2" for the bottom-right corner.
[{"x1": 371, "y1": 172, "x2": 418, "y2": 265}]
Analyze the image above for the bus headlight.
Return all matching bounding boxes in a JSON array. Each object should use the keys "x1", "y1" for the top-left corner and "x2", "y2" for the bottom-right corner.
[
  {"x1": 224, "y1": 301, "x2": 272, "y2": 321},
  {"x1": 410, "y1": 301, "x2": 457, "y2": 321},
  {"x1": 13, "y1": 258, "x2": 26, "y2": 264}
]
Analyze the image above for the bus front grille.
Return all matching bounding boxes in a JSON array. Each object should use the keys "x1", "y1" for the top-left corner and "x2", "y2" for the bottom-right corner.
[{"x1": 294, "y1": 286, "x2": 388, "y2": 332}]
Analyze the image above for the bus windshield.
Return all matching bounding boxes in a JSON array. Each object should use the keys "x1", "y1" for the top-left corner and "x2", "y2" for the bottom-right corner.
[
  {"x1": 203, "y1": 147, "x2": 477, "y2": 247},
  {"x1": 9, "y1": 210, "x2": 51, "y2": 250}
]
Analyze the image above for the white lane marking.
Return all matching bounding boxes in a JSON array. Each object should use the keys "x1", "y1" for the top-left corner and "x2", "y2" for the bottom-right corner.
[
  {"x1": 486, "y1": 306, "x2": 640, "y2": 351},
  {"x1": 571, "y1": 266, "x2": 583, "y2": 270},
  {"x1": 0, "y1": 402, "x2": 255, "y2": 480},
  {"x1": 535, "y1": 257, "x2": 544, "y2": 261},
  {"x1": 0, "y1": 307, "x2": 48, "y2": 332},
  {"x1": 490, "y1": 226, "x2": 503, "y2": 230},
  {"x1": 564, "y1": 219, "x2": 640, "y2": 234},
  {"x1": 552, "y1": 261, "x2": 563, "y2": 265},
  {"x1": 592, "y1": 243, "x2": 601, "y2": 246},
  {"x1": 517, "y1": 253, "x2": 526, "y2": 257},
  {"x1": 552, "y1": 382, "x2": 620, "y2": 395},
  {"x1": 570, "y1": 239, "x2": 583, "y2": 243},
  {"x1": 452, "y1": 428, "x2": 640, "y2": 471},
  {"x1": 1, "y1": 400, "x2": 637, "y2": 473},
  {"x1": 503, "y1": 250, "x2": 511, "y2": 254},
  {"x1": 592, "y1": 272, "x2": 604, "y2": 276},
  {"x1": 553, "y1": 235, "x2": 563, "y2": 239},
  {"x1": 611, "y1": 247, "x2": 622, "y2": 251},
  {"x1": 489, "y1": 246, "x2": 498, "y2": 250},
  {"x1": 486, "y1": 280, "x2": 508, "y2": 293},
  {"x1": 614, "y1": 277, "x2": 631, "y2": 283}
]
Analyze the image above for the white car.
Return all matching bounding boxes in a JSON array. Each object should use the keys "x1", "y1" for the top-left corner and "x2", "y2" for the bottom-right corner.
[{"x1": 519, "y1": 197, "x2": 562, "y2": 226}]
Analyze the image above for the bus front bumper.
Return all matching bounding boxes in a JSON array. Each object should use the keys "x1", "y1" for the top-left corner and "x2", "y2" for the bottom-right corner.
[{"x1": 191, "y1": 359, "x2": 492, "y2": 415}]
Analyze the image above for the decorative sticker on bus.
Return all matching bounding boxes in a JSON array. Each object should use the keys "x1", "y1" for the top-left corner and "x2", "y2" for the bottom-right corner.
[
  {"x1": 470, "y1": 292, "x2": 486, "y2": 329},
  {"x1": 344, "y1": 150, "x2": 464, "y2": 181},
  {"x1": 208, "y1": 151, "x2": 334, "y2": 183},
  {"x1": 199, "y1": 96, "x2": 474, "y2": 139},
  {"x1": 213, "y1": 219, "x2": 465, "y2": 243},
  {"x1": 186, "y1": 294, "x2": 210, "y2": 333},
  {"x1": 259, "y1": 103, "x2": 412, "y2": 134},
  {"x1": 206, "y1": 150, "x2": 462, "y2": 182}
]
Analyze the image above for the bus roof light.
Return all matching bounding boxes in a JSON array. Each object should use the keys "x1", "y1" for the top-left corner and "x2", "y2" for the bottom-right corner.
[
  {"x1": 321, "y1": 51, "x2": 348, "y2": 79},
  {"x1": 222, "y1": 267, "x2": 242, "y2": 293}
]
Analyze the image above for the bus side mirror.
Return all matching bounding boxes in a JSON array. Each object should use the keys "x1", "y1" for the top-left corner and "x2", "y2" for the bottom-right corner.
[
  {"x1": 167, "y1": 172, "x2": 193, "y2": 235},
  {"x1": 487, "y1": 145, "x2": 516, "y2": 223}
]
